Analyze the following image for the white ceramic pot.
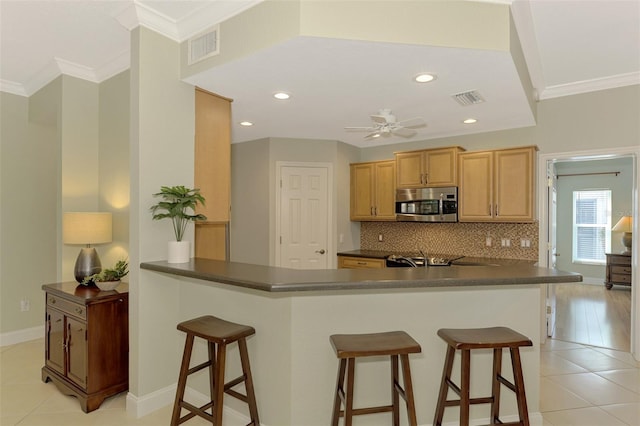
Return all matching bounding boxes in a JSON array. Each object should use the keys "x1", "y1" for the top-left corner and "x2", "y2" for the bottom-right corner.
[{"x1": 168, "y1": 240, "x2": 190, "y2": 263}]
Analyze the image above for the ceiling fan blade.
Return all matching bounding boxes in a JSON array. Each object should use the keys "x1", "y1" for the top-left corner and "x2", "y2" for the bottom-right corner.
[
  {"x1": 344, "y1": 126, "x2": 375, "y2": 131},
  {"x1": 364, "y1": 131, "x2": 381, "y2": 139},
  {"x1": 395, "y1": 117, "x2": 426, "y2": 128},
  {"x1": 391, "y1": 127, "x2": 417, "y2": 137}
]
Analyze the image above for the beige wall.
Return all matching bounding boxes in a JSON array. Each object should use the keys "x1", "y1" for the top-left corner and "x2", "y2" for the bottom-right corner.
[
  {"x1": 230, "y1": 137, "x2": 361, "y2": 267},
  {"x1": 0, "y1": 92, "x2": 58, "y2": 334},
  {"x1": 129, "y1": 26, "x2": 195, "y2": 400}
]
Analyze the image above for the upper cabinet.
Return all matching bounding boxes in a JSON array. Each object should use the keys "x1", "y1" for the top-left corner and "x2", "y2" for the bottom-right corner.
[
  {"x1": 458, "y1": 146, "x2": 537, "y2": 222},
  {"x1": 350, "y1": 160, "x2": 396, "y2": 221},
  {"x1": 194, "y1": 88, "x2": 232, "y2": 259},
  {"x1": 395, "y1": 146, "x2": 465, "y2": 188}
]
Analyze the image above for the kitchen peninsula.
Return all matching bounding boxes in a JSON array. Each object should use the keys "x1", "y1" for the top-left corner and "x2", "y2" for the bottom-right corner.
[{"x1": 141, "y1": 258, "x2": 581, "y2": 426}]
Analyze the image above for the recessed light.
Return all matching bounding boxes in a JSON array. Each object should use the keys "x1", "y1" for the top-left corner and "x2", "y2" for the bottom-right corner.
[
  {"x1": 239, "y1": 121, "x2": 253, "y2": 126},
  {"x1": 463, "y1": 118, "x2": 478, "y2": 124},
  {"x1": 273, "y1": 92, "x2": 290, "y2": 100},
  {"x1": 414, "y1": 73, "x2": 436, "y2": 83}
]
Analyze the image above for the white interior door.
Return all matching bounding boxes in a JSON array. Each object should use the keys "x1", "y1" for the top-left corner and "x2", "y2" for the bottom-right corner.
[
  {"x1": 546, "y1": 165, "x2": 558, "y2": 337},
  {"x1": 278, "y1": 164, "x2": 330, "y2": 269}
]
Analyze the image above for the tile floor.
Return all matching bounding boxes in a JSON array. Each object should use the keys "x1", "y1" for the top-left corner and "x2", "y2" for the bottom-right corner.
[
  {"x1": 1, "y1": 337, "x2": 639, "y2": 425},
  {"x1": 540, "y1": 338, "x2": 639, "y2": 426}
]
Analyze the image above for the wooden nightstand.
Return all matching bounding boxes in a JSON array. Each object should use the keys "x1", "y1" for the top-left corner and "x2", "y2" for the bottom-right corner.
[
  {"x1": 42, "y1": 282, "x2": 128, "y2": 412},
  {"x1": 604, "y1": 253, "x2": 632, "y2": 290}
]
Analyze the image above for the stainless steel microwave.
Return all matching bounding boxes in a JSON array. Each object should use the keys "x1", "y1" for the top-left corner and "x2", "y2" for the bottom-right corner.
[{"x1": 395, "y1": 187, "x2": 458, "y2": 222}]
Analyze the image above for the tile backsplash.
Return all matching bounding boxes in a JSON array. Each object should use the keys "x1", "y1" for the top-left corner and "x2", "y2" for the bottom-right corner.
[{"x1": 361, "y1": 221, "x2": 539, "y2": 260}]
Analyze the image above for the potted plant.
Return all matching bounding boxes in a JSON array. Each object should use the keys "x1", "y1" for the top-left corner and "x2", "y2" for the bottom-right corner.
[
  {"x1": 150, "y1": 185, "x2": 207, "y2": 263},
  {"x1": 82, "y1": 259, "x2": 129, "y2": 291}
]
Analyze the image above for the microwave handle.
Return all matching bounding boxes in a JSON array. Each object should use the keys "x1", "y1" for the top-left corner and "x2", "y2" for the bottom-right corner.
[{"x1": 439, "y1": 193, "x2": 444, "y2": 220}]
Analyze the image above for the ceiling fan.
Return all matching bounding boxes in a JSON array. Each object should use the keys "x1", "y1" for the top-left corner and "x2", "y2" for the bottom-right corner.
[{"x1": 345, "y1": 109, "x2": 426, "y2": 139}]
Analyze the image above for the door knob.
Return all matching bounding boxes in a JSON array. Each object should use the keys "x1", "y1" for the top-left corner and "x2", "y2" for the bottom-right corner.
[{"x1": 315, "y1": 249, "x2": 326, "y2": 255}]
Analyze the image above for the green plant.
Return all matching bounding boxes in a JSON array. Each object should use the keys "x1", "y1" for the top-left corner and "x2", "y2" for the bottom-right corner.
[
  {"x1": 150, "y1": 185, "x2": 207, "y2": 241},
  {"x1": 82, "y1": 259, "x2": 129, "y2": 284}
]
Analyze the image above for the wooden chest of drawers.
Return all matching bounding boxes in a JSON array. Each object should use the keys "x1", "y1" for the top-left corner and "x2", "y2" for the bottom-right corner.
[
  {"x1": 42, "y1": 282, "x2": 128, "y2": 412},
  {"x1": 604, "y1": 253, "x2": 632, "y2": 289}
]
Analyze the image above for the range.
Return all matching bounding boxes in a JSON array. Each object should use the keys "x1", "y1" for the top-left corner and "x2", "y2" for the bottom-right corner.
[{"x1": 386, "y1": 254, "x2": 464, "y2": 267}]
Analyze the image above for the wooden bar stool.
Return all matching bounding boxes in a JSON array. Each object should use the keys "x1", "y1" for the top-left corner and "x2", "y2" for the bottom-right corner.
[
  {"x1": 433, "y1": 327, "x2": 533, "y2": 426},
  {"x1": 330, "y1": 331, "x2": 422, "y2": 426},
  {"x1": 170, "y1": 315, "x2": 260, "y2": 426}
]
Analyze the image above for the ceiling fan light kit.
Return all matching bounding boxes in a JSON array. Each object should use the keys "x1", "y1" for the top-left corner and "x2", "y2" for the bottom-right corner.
[{"x1": 344, "y1": 109, "x2": 427, "y2": 140}]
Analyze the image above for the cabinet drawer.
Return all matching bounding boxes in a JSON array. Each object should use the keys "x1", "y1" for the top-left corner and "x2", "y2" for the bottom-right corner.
[
  {"x1": 607, "y1": 255, "x2": 631, "y2": 266},
  {"x1": 47, "y1": 294, "x2": 86, "y2": 320},
  {"x1": 611, "y1": 265, "x2": 632, "y2": 275},
  {"x1": 338, "y1": 256, "x2": 385, "y2": 269},
  {"x1": 611, "y1": 273, "x2": 632, "y2": 284}
]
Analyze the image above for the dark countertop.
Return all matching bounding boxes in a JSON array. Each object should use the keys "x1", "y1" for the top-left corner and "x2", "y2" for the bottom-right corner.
[{"x1": 140, "y1": 257, "x2": 581, "y2": 293}]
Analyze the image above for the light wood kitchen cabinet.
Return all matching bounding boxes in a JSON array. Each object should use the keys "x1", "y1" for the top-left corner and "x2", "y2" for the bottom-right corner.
[
  {"x1": 350, "y1": 160, "x2": 396, "y2": 221},
  {"x1": 338, "y1": 256, "x2": 386, "y2": 269},
  {"x1": 42, "y1": 282, "x2": 128, "y2": 413},
  {"x1": 395, "y1": 146, "x2": 464, "y2": 188},
  {"x1": 458, "y1": 146, "x2": 537, "y2": 222},
  {"x1": 194, "y1": 88, "x2": 231, "y2": 259}
]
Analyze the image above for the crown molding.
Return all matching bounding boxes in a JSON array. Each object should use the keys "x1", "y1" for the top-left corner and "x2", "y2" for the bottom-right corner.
[
  {"x1": 0, "y1": 79, "x2": 28, "y2": 97},
  {"x1": 539, "y1": 72, "x2": 640, "y2": 100}
]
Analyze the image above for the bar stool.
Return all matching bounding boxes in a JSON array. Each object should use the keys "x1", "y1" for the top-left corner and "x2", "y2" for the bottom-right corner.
[
  {"x1": 330, "y1": 331, "x2": 422, "y2": 426},
  {"x1": 433, "y1": 327, "x2": 533, "y2": 426},
  {"x1": 170, "y1": 315, "x2": 259, "y2": 426}
]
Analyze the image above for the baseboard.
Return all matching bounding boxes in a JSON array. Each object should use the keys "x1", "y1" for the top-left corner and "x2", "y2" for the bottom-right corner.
[
  {"x1": 581, "y1": 276, "x2": 605, "y2": 286},
  {"x1": 0, "y1": 325, "x2": 43, "y2": 347},
  {"x1": 126, "y1": 385, "x2": 250, "y2": 425},
  {"x1": 126, "y1": 384, "x2": 176, "y2": 418}
]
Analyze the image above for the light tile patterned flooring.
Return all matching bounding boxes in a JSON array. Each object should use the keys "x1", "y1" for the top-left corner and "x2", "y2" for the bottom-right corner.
[
  {"x1": 0, "y1": 339, "x2": 640, "y2": 426},
  {"x1": 1, "y1": 337, "x2": 639, "y2": 425},
  {"x1": 540, "y1": 338, "x2": 639, "y2": 425}
]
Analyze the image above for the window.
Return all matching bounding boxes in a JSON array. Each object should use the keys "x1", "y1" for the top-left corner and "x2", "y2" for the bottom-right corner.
[{"x1": 572, "y1": 190, "x2": 611, "y2": 264}]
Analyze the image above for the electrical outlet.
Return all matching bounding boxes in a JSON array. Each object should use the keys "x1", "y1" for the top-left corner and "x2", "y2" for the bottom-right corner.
[
  {"x1": 20, "y1": 299, "x2": 30, "y2": 312},
  {"x1": 378, "y1": 234, "x2": 384, "y2": 242},
  {"x1": 339, "y1": 233, "x2": 344, "y2": 244},
  {"x1": 501, "y1": 238, "x2": 511, "y2": 247},
  {"x1": 520, "y1": 238, "x2": 531, "y2": 248},
  {"x1": 485, "y1": 237, "x2": 492, "y2": 247}
]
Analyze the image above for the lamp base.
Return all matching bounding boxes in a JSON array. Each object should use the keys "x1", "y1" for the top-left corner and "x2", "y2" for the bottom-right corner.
[
  {"x1": 621, "y1": 232, "x2": 632, "y2": 254},
  {"x1": 74, "y1": 247, "x2": 102, "y2": 283}
]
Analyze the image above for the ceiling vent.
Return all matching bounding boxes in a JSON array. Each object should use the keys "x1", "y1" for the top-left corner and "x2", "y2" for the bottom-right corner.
[
  {"x1": 452, "y1": 90, "x2": 485, "y2": 106},
  {"x1": 188, "y1": 26, "x2": 220, "y2": 65}
]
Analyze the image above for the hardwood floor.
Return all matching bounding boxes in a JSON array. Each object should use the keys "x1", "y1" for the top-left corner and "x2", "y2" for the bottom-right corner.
[{"x1": 553, "y1": 282, "x2": 632, "y2": 351}]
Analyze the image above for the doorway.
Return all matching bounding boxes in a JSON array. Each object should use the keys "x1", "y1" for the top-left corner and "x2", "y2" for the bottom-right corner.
[{"x1": 539, "y1": 147, "x2": 639, "y2": 360}]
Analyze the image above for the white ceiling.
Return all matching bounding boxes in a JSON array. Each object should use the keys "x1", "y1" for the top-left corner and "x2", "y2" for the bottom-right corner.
[{"x1": 1, "y1": 0, "x2": 638, "y2": 148}]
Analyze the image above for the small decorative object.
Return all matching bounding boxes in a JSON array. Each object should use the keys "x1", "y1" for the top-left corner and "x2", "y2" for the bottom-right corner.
[
  {"x1": 150, "y1": 185, "x2": 207, "y2": 263},
  {"x1": 612, "y1": 215, "x2": 632, "y2": 253},
  {"x1": 82, "y1": 259, "x2": 129, "y2": 291},
  {"x1": 63, "y1": 212, "x2": 113, "y2": 283}
]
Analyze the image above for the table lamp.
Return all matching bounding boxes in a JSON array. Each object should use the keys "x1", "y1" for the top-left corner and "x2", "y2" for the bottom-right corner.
[
  {"x1": 63, "y1": 212, "x2": 112, "y2": 283},
  {"x1": 611, "y1": 215, "x2": 632, "y2": 253}
]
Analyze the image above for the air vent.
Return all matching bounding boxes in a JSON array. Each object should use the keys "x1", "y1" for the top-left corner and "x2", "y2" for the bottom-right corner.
[
  {"x1": 188, "y1": 26, "x2": 219, "y2": 65},
  {"x1": 452, "y1": 90, "x2": 485, "y2": 106}
]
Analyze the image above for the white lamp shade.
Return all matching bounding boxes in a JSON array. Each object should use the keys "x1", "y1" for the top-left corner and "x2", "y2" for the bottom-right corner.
[
  {"x1": 63, "y1": 212, "x2": 112, "y2": 245},
  {"x1": 612, "y1": 216, "x2": 632, "y2": 233}
]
